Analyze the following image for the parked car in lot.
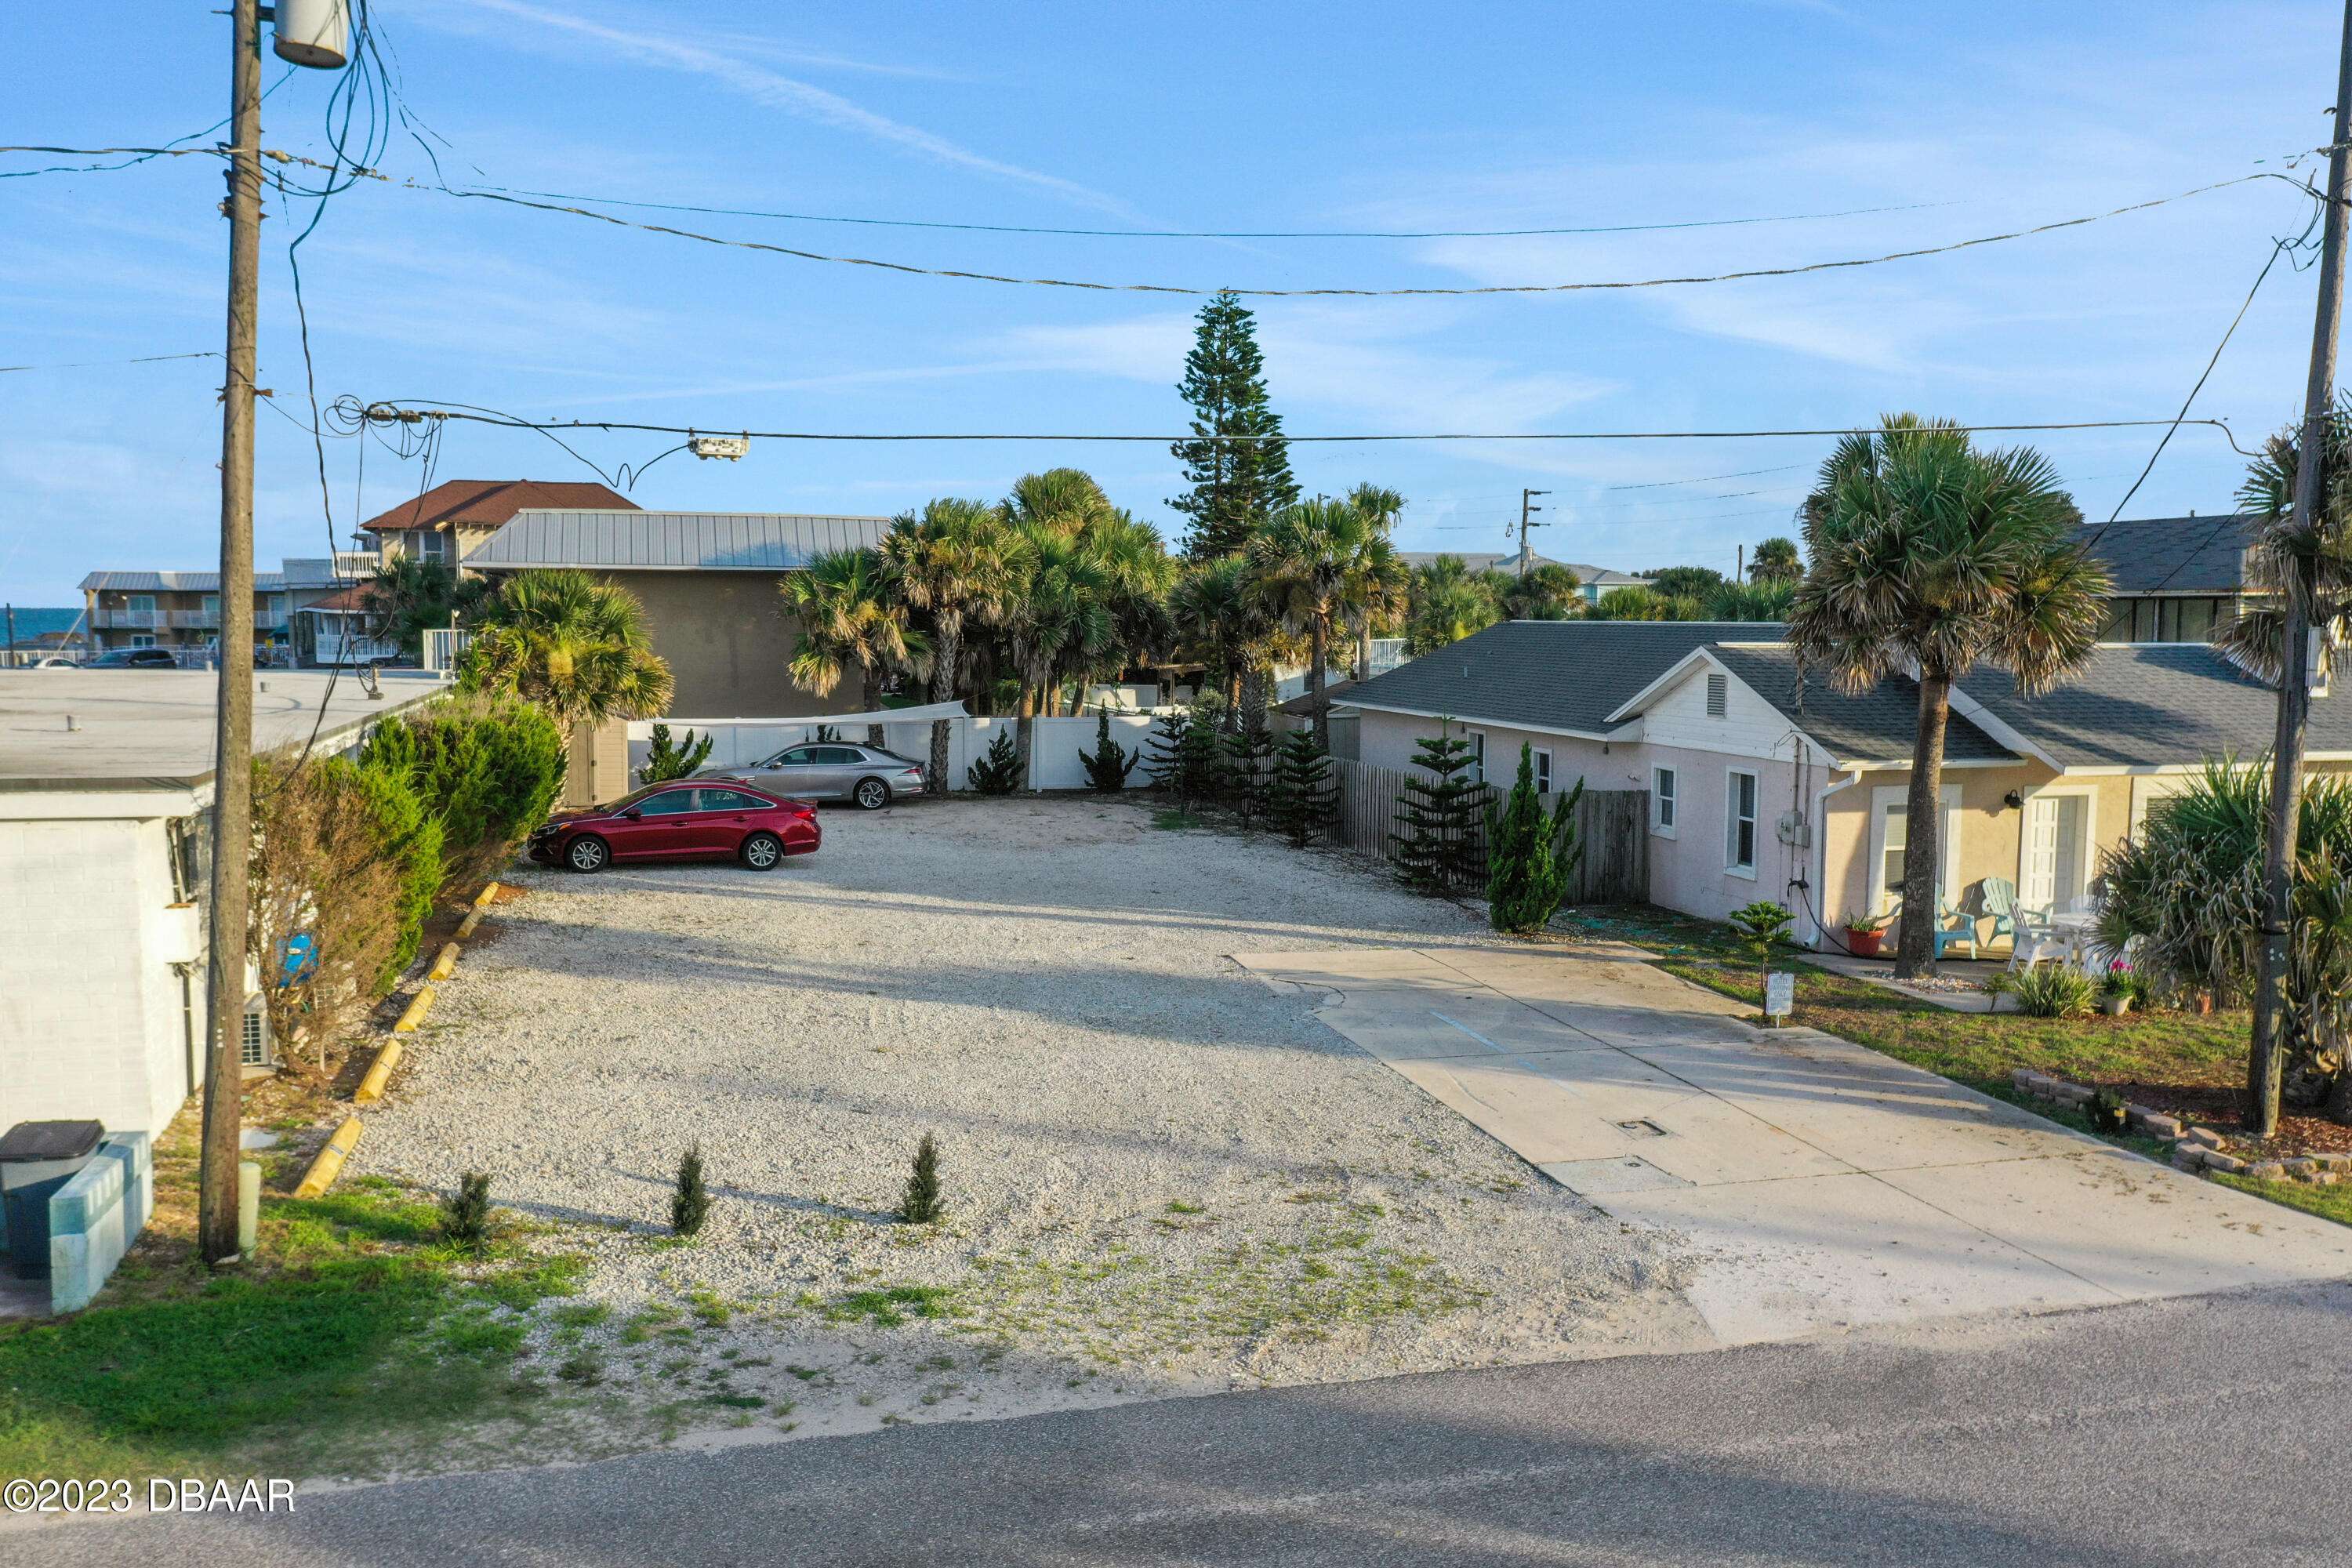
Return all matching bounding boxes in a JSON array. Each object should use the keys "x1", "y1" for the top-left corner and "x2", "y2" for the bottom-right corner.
[
  {"x1": 699, "y1": 742, "x2": 924, "y2": 810},
  {"x1": 81, "y1": 648, "x2": 178, "y2": 670},
  {"x1": 528, "y1": 780, "x2": 819, "y2": 873}
]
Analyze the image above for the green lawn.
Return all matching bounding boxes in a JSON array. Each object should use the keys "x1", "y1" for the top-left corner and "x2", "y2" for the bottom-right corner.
[
  {"x1": 0, "y1": 1125, "x2": 585, "y2": 1479},
  {"x1": 1559, "y1": 905, "x2": 2347, "y2": 1225}
]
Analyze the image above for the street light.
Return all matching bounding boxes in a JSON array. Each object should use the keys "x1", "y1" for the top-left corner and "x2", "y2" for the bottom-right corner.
[{"x1": 198, "y1": 0, "x2": 351, "y2": 1268}]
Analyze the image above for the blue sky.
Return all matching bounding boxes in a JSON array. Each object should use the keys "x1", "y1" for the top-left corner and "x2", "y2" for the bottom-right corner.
[{"x1": 0, "y1": 1, "x2": 2341, "y2": 604}]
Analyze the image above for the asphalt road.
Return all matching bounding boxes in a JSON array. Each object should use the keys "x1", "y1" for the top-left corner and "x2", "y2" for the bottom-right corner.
[{"x1": 16, "y1": 1281, "x2": 2350, "y2": 1566}]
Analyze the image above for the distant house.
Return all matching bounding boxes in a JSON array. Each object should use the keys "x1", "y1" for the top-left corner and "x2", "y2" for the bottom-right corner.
[
  {"x1": 2075, "y1": 514, "x2": 2258, "y2": 644},
  {"x1": 1396, "y1": 550, "x2": 1648, "y2": 605},
  {"x1": 359, "y1": 478, "x2": 639, "y2": 570},
  {"x1": 79, "y1": 569, "x2": 290, "y2": 659},
  {"x1": 463, "y1": 509, "x2": 894, "y2": 718},
  {"x1": 1341, "y1": 618, "x2": 2352, "y2": 949}
]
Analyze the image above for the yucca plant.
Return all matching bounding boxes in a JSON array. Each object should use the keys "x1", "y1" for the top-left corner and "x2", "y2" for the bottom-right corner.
[{"x1": 2011, "y1": 963, "x2": 2097, "y2": 1019}]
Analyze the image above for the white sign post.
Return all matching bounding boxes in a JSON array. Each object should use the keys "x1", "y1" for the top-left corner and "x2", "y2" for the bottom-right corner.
[{"x1": 1764, "y1": 971, "x2": 1796, "y2": 1023}]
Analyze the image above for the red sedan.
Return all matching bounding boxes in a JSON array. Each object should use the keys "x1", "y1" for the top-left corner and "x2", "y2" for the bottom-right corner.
[{"x1": 527, "y1": 780, "x2": 820, "y2": 873}]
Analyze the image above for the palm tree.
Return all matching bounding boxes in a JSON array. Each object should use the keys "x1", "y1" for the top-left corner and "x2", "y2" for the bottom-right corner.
[
  {"x1": 2212, "y1": 394, "x2": 2352, "y2": 681},
  {"x1": 1405, "y1": 555, "x2": 1502, "y2": 652},
  {"x1": 1171, "y1": 554, "x2": 1282, "y2": 721},
  {"x1": 880, "y1": 498, "x2": 1029, "y2": 792},
  {"x1": 1081, "y1": 506, "x2": 1178, "y2": 702},
  {"x1": 1005, "y1": 524, "x2": 1115, "y2": 763},
  {"x1": 783, "y1": 548, "x2": 927, "y2": 746},
  {"x1": 1706, "y1": 578, "x2": 1797, "y2": 622},
  {"x1": 1789, "y1": 415, "x2": 2109, "y2": 978},
  {"x1": 461, "y1": 568, "x2": 673, "y2": 742},
  {"x1": 1496, "y1": 562, "x2": 1583, "y2": 621},
  {"x1": 1750, "y1": 535, "x2": 1803, "y2": 583},
  {"x1": 359, "y1": 555, "x2": 486, "y2": 659},
  {"x1": 1345, "y1": 484, "x2": 1410, "y2": 677},
  {"x1": 1249, "y1": 496, "x2": 1381, "y2": 747}
]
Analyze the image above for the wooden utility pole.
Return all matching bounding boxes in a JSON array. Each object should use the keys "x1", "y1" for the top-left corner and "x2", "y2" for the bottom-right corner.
[
  {"x1": 198, "y1": 0, "x2": 264, "y2": 1264},
  {"x1": 2249, "y1": 0, "x2": 2352, "y2": 1139},
  {"x1": 1515, "y1": 488, "x2": 1550, "y2": 577}
]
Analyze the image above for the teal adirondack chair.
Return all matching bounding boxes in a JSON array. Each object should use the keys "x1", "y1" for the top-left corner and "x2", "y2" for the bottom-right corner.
[
  {"x1": 1977, "y1": 877, "x2": 2020, "y2": 949},
  {"x1": 1931, "y1": 898, "x2": 1977, "y2": 961}
]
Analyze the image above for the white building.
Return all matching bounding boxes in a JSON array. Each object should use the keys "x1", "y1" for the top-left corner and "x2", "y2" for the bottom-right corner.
[{"x1": 0, "y1": 670, "x2": 445, "y2": 1142}]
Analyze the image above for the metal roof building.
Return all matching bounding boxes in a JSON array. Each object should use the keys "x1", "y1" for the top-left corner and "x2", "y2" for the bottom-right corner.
[{"x1": 464, "y1": 510, "x2": 891, "y2": 572}]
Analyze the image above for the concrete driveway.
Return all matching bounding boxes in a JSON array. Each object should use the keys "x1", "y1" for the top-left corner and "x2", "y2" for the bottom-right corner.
[{"x1": 1239, "y1": 942, "x2": 2352, "y2": 1346}]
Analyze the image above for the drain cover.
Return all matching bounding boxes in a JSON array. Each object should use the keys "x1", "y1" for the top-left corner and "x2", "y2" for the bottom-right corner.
[{"x1": 1616, "y1": 1118, "x2": 1667, "y2": 1138}]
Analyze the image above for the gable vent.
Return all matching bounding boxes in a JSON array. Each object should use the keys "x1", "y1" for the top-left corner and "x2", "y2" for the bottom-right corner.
[{"x1": 1705, "y1": 673, "x2": 1728, "y2": 717}]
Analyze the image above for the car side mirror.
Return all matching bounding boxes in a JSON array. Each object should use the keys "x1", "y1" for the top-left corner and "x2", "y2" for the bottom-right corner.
[{"x1": 621, "y1": 808, "x2": 643, "y2": 820}]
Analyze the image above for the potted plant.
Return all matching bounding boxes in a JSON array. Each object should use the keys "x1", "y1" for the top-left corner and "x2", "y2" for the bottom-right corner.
[
  {"x1": 1841, "y1": 913, "x2": 1886, "y2": 958},
  {"x1": 2100, "y1": 959, "x2": 2138, "y2": 1016}
]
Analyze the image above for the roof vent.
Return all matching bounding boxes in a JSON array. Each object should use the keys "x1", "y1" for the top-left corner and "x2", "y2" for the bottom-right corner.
[{"x1": 1706, "y1": 673, "x2": 1727, "y2": 717}]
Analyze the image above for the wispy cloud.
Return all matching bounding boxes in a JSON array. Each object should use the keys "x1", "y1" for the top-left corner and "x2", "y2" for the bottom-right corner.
[{"x1": 434, "y1": 0, "x2": 1136, "y2": 218}]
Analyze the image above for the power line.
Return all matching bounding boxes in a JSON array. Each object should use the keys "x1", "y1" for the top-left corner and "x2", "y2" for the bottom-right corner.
[
  {"x1": 1604, "y1": 463, "x2": 1806, "y2": 489},
  {"x1": 342, "y1": 398, "x2": 2258, "y2": 451},
  {"x1": 422, "y1": 169, "x2": 2313, "y2": 299},
  {"x1": 0, "y1": 350, "x2": 218, "y2": 374},
  {"x1": 442, "y1": 184, "x2": 1966, "y2": 240}
]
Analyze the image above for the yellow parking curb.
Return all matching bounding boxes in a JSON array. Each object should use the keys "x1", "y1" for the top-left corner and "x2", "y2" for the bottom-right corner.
[
  {"x1": 393, "y1": 985, "x2": 435, "y2": 1033},
  {"x1": 294, "y1": 1117, "x2": 363, "y2": 1199},
  {"x1": 455, "y1": 909, "x2": 482, "y2": 939},
  {"x1": 472, "y1": 881, "x2": 500, "y2": 909},
  {"x1": 353, "y1": 1038, "x2": 403, "y2": 1104},
  {"x1": 428, "y1": 942, "x2": 459, "y2": 982}
]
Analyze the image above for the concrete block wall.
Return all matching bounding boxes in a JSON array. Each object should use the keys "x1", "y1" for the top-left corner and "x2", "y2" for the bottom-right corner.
[{"x1": 48, "y1": 1131, "x2": 153, "y2": 1313}]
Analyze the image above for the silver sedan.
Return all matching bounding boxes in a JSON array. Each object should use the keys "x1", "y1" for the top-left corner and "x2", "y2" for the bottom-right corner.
[{"x1": 700, "y1": 742, "x2": 925, "y2": 810}]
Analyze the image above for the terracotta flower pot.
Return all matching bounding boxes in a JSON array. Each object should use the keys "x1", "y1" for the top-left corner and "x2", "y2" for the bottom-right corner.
[{"x1": 1845, "y1": 929, "x2": 1883, "y2": 958}]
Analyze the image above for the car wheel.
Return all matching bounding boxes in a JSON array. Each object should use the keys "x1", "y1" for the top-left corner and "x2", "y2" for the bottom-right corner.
[
  {"x1": 852, "y1": 777, "x2": 890, "y2": 811},
  {"x1": 564, "y1": 835, "x2": 609, "y2": 873},
  {"x1": 739, "y1": 831, "x2": 784, "y2": 869}
]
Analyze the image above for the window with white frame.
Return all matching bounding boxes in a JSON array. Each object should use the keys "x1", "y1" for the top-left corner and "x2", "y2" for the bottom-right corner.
[
  {"x1": 1726, "y1": 768, "x2": 1759, "y2": 875},
  {"x1": 1465, "y1": 729, "x2": 1486, "y2": 783},
  {"x1": 418, "y1": 530, "x2": 452, "y2": 563},
  {"x1": 1534, "y1": 748, "x2": 1552, "y2": 793},
  {"x1": 1653, "y1": 767, "x2": 1678, "y2": 836}
]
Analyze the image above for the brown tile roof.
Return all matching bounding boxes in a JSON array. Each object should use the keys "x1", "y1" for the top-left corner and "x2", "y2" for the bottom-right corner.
[
  {"x1": 302, "y1": 584, "x2": 372, "y2": 612},
  {"x1": 359, "y1": 478, "x2": 639, "y2": 532}
]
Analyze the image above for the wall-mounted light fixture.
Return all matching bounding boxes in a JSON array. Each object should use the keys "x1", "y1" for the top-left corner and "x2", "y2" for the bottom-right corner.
[{"x1": 2003, "y1": 789, "x2": 2024, "y2": 810}]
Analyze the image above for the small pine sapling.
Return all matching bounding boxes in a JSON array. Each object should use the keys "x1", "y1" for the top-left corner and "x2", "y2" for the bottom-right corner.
[
  {"x1": 637, "y1": 722, "x2": 715, "y2": 785},
  {"x1": 900, "y1": 1134, "x2": 943, "y2": 1224},
  {"x1": 1727, "y1": 900, "x2": 1797, "y2": 1023},
  {"x1": 1219, "y1": 720, "x2": 1276, "y2": 828},
  {"x1": 1269, "y1": 729, "x2": 1338, "y2": 847},
  {"x1": 1392, "y1": 720, "x2": 1489, "y2": 895},
  {"x1": 1143, "y1": 707, "x2": 1191, "y2": 790},
  {"x1": 671, "y1": 1145, "x2": 712, "y2": 1236},
  {"x1": 966, "y1": 728, "x2": 1023, "y2": 794},
  {"x1": 1080, "y1": 707, "x2": 1141, "y2": 793},
  {"x1": 1485, "y1": 744, "x2": 1584, "y2": 932},
  {"x1": 441, "y1": 1171, "x2": 494, "y2": 1252}
]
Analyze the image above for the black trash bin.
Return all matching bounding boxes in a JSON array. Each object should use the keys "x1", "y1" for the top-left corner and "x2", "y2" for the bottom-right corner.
[{"x1": 0, "y1": 1120, "x2": 105, "y2": 1281}]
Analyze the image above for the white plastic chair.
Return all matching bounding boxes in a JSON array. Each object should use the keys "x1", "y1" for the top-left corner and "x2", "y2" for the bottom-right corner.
[{"x1": 2008, "y1": 905, "x2": 2071, "y2": 969}]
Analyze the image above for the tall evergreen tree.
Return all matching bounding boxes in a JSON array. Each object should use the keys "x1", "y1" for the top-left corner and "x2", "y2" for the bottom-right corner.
[
  {"x1": 1169, "y1": 290, "x2": 1298, "y2": 557},
  {"x1": 1392, "y1": 722, "x2": 1489, "y2": 895},
  {"x1": 1486, "y1": 745, "x2": 1584, "y2": 934},
  {"x1": 1219, "y1": 717, "x2": 1277, "y2": 829}
]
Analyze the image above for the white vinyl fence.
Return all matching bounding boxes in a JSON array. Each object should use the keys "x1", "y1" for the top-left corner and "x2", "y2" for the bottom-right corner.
[{"x1": 625, "y1": 710, "x2": 1160, "y2": 791}]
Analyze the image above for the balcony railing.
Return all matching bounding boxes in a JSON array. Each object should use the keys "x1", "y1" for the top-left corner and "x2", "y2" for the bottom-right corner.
[{"x1": 93, "y1": 604, "x2": 288, "y2": 630}]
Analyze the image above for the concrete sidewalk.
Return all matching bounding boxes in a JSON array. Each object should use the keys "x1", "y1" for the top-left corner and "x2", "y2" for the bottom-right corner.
[{"x1": 1239, "y1": 942, "x2": 2352, "y2": 1347}]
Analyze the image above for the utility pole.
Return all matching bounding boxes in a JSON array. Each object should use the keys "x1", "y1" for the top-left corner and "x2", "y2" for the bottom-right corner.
[
  {"x1": 1515, "y1": 489, "x2": 1550, "y2": 578},
  {"x1": 2249, "y1": 0, "x2": 2352, "y2": 1140},
  {"x1": 197, "y1": 0, "x2": 265, "y2": 1265}
]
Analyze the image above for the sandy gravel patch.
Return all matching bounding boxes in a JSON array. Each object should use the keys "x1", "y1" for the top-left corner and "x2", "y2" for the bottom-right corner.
[{"x1": 353, "y1": 796, "x2": 1698, "y2": 1454}]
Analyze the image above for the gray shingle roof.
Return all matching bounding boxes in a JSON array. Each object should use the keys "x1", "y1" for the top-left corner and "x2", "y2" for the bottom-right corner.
[
  {"x1": 465, "y1": 510, "x2": 891, "y2": 572},
  {"x1": 1703, "y1": 644, "x2": 2016, "y2": 764},
  {"x1": 2076, "y1": 514, "x2": 2254, "y2": 595},
  {"x1": 1958, "y1": 644, "x2": 2352, "y2": 768},
  {"x1": 1341, "y1": 619, "x2": 1788, "y2": 736}
]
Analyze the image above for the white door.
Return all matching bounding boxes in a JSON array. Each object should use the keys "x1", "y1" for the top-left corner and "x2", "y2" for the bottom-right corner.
[{"x1": 2022, "y1": 795, "x2": 2087, "y2": 910}]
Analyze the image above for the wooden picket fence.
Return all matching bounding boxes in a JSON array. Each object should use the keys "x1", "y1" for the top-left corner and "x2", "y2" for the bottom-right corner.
[{"x1": 1323, "y1": 758, "x2": 1649, "y2": 905}]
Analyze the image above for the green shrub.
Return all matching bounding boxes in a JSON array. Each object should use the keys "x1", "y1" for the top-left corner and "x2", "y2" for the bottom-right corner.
[
  {"x1": 2011, "y1": 963, "x2": 2097, "y2": 1018},
  {"x1": 671, "y1": 1146, "x2": 711, "y2": 1237},
  {"x1": 1080, "y1": 708, "x2": 1140, "y2": 793},
  {"x1": 440, "y1": 1171, "x2": 494, "y2": 1253},
  {"x1": 966, "y1": 728, "x2": 1023, "y2": 794},
  {"x1": 354, "y1": 757, "x2": 444, "y2": 992},
  {"x1": 1145, "y1": 707, "x2": 1219, "y2": 805},
  {"x1": 637, "y1": 723, "x2": 713, "y2": 785},
  {"x1": 363, "y1": 696, "x2": 564, "y2": 891},
  {"x1": 1218, "y1": 720, "x2": 1276, "y2": 829},
  {"x1": 900, "y1": 1134, "x2": 943, "y2": 1225},
  {"x1": 1486, "y1": 745, "x2": 1583, "y2": 932}
]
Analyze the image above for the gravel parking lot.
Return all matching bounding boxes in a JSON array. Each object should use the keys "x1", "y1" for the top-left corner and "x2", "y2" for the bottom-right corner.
[{"x1": 354, "y1": 796, "x2": 1697, "y2": 1454}]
